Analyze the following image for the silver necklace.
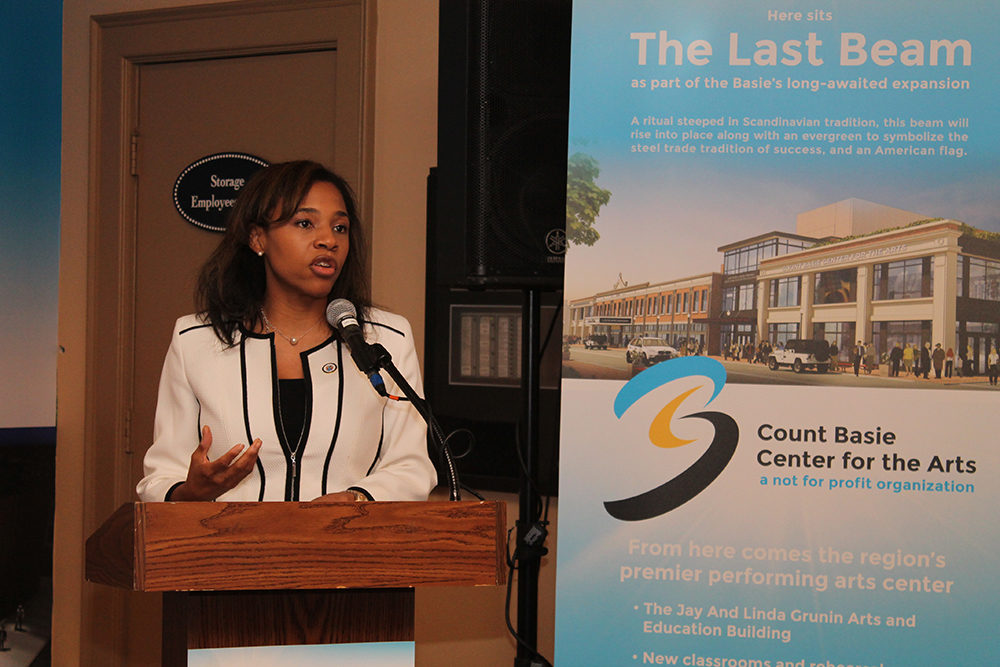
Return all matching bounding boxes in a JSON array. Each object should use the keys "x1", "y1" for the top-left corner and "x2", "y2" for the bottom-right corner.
[
  {"x1": 275, "y1": 378, "x2": 306, "y2": 499},
  {"x1": 261, "y1": 309, "x2": 324, "y2": 346}
]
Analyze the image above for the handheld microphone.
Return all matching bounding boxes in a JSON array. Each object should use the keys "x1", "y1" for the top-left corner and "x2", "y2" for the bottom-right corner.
[{"x1": 325, "y1": 299, "x2": 386, "y2": 394}]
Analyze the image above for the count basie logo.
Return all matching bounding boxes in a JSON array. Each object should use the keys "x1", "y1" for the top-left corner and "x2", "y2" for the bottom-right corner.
[{"x1": 605, "y1": 357, "x2": 739, "y2": 522}]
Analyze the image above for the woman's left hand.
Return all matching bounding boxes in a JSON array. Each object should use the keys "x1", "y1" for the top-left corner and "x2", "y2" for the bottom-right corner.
[{"x1": 312, "y1": 491, "x2": 361, "y2": 502}]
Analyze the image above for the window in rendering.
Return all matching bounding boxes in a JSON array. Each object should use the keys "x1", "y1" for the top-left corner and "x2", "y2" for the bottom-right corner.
[
  {"x1": 873, "y1": 257, "x2": 933, "y2": 300},
  {"x1": 814, "y1": 268, "x2": 857, "y2": 304},
  {"x1": 769, "y1": 276, "x2": 801, "y2": 308}
]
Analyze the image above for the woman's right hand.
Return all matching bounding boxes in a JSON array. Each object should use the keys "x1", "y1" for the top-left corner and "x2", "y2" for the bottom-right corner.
[{"x1": 168, "y1": 426, "x2": 262, "y2": 501}]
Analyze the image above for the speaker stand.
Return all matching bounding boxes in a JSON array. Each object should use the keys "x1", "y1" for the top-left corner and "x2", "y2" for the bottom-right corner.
[{"x1": 515, "y1": 288, "x2": 547, "y2": 667}]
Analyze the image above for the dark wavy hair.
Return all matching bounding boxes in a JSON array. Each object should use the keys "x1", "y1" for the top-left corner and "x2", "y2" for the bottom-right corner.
[{"x1": 196, "y1": 160, "x2": 371, "y2": 346}]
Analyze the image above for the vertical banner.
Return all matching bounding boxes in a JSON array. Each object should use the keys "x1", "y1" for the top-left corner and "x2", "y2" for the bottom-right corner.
[
  {"x1": 0, "y1": 3, "x2": 61, "y2": 438},
  {"x1": 557, "y1": 2, "x2": 999, "y2": 667},
  {"x1": 0, "y1": 3, "x2": 62, "y2": 663}
]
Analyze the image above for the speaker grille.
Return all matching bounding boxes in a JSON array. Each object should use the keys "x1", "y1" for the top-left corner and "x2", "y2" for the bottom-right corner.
[{"x1": 439, "y1": 0, "x2": 572, "y2": 287}]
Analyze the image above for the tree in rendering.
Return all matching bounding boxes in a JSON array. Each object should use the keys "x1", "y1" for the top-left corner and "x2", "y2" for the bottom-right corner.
[{"x1": 565, "y1": 152, "x2": 612, "y2": 246}]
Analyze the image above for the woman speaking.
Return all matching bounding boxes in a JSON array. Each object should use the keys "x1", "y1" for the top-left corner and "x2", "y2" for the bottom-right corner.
[{"x1": 136, "y1": 161, "x2": 436, "y2": 503}]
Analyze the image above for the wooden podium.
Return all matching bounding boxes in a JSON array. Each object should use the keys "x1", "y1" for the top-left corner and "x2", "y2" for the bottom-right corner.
[{"x1": 86, "y1": 500, "x2": 506, "y2": 666}]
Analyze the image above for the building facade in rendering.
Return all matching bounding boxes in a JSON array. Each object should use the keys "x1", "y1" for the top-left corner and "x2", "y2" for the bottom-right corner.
[{"x1": 568, "y1": 199, "x2": 1000, "y2": 374}]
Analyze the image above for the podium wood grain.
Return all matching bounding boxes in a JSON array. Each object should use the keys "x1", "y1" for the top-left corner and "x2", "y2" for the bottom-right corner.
[
  {"x1": 86, "y1": 500, "x2": 506, "y2": 591},
  {"x1": 182, "y1": 588, "x2": 414, "y2": 646},
  {"x1": 87, "y1": 501, "x2": 506, "y2": 665}
]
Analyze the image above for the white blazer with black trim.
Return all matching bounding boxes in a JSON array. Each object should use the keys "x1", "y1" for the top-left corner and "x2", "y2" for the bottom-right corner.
[{"x1": 136, "y1": 309, "x2": 437, "y2": 502}]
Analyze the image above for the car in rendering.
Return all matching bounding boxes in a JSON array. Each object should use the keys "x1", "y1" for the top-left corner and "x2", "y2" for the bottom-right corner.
[
  {"x1": 584, "y1": 334, "x2": 608, "y2": 350},
  {"x1": 625, "y1": 337, "x2": 677, "y2": 366},
  {"x1": 767, "y1": 339, "x2": 831, "y2": 373}
]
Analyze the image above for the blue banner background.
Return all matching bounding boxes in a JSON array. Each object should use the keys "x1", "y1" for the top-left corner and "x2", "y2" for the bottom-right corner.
[
  {"x1": 565, "y1": 0, "x2": 998, "y2": 300},
  {"x1": 0, "y1": 2, "x2": 61, "y2": 435},
  {"x1": 557, "y1": 2, "x2": 999, "y2": 665}
]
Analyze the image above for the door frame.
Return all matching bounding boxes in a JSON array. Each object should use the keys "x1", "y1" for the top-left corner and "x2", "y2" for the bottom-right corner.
[{"x1": 81, "y1": 1, "x2": 375, "y2": 664}]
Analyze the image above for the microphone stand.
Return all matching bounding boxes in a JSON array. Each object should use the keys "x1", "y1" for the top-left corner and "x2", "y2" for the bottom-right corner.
[{"x1": 368, "y1": 343, "x2": 462, "y2": 501}]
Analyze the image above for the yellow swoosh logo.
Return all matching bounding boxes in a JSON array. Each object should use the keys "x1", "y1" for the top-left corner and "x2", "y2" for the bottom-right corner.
[{"x1": 648, "y1": 385, "x2": 702, "y2": 448}]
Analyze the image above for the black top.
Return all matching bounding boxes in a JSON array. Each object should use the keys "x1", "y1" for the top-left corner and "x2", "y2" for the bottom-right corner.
[{"x1": 278, "y1": 378, "x2": 307, "y2": 449}]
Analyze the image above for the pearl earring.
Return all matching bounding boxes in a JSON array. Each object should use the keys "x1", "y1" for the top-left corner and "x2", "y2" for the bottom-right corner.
[{"x1": 257, "y1": 250, "x2": 264, "y2": 257}]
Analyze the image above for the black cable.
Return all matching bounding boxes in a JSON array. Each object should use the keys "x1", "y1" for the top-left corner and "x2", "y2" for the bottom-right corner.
[
  {"x1": 410, "y1": 394, "x2": 462, "y2": 501},
  {"x1": 380, "y1": 380, "x2": 472, "y2": 499},
  {"x1": 440, "y1": 426, "x2": 484, "y2": 499},
  {"x1": 444, "y1": 427, "x2": 476, "y2": 459},
  {"x1": 422, "y1": 407, "x2": 487, "y2": 500},
  {"x1": 504, "y1": 527, "x2": 554, "y2": 667},
  {"x1": 460, "y1": 483, "x2": 485, "y2": 501}
]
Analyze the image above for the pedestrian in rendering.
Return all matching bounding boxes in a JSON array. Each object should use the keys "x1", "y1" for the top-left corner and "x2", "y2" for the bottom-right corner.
[
  {"x1": 865, "y1": 342, "x2": 876, "y2": 374},
  {"x1": 966, "y1": 345, "x2": 975, "y2": 376},
  {"x1": 903, "y1": 343, "x2": 914, "y2": 376},
  {"x1": 15, "y1": 605, "x2": 24, "y2": 632},
  {"x1": 920, "y1": 342, "x2": 931, "y2": 379},
  {"x1": 945, "y1": 347, "x2": 955, "y2": 378},
  {"x1": 989, "y1": 347, "x2": 999, "y2": 386},
  {"x1": 932, "y1": 343, "x2": 945, "y2": 379},
  {"x1": 889, "y1": 343, "x2": 903, "y2": 377},
  {"x1": 829, "y1": 342, "x2": 840, "y2": 372},
  {"x1": 853, "y1": 341, "x2": 864, "y2": 376}
]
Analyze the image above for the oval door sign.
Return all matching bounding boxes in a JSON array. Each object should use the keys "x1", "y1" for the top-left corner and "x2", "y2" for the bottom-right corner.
[{"x1": 173, "y1": 153, "x2": 269, "y2": 232}]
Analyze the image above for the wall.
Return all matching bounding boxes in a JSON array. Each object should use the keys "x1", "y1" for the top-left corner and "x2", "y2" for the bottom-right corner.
[
  {"x1": 55, "y1": 0, "x2": 556, "y2": 665},
  {"x1": 370, "y1": 0, "x2": 435, "y2": 357},
  {"x1": 797, "y1": 198, "x2": 929, "y2": 239}
]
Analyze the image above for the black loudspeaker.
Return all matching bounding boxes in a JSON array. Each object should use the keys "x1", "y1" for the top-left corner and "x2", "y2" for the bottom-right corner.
[
  {"x1": 436, "y1": 0, "x2": 572, "y2": 288},
  {"x1": 425, "y1": 171, "x2": 561, "y2": 495}
]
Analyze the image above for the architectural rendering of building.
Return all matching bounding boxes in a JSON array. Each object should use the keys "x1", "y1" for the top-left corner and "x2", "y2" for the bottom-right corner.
[{"x1": 569, "y1": 199, "x2": 1000, "y2": 374}]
